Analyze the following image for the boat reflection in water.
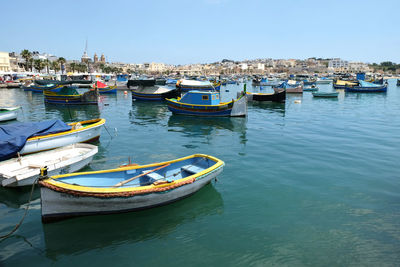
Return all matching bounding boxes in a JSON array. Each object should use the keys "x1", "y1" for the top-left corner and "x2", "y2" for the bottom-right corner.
[
  {"x1": 129, "y1": 101, "x2": 169, "y2": 125},
  {"x1": 44, "y1": 104, "x2": 100, "y2": 122},
  {"x1": 0, "y1": 186, "x2": 40, "y2": 209},
  {"x1": 42, "y1": 183, "x2": 223, "y2": 259}
]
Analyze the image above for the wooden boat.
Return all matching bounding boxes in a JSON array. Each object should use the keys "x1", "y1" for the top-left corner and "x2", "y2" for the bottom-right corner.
[
  {"x1": 243, "y1": 90, "x2": 285, "y2": 102},
  {"x1": 303, "y1": 86, "x2": 319, "y2": 91},
  {"x1": 39, "y1": 154, "x2": 224, "y2": 222},
  {"x1": 166, "y1": 91, "x2": 247, "y2": 117},
  {"x1": 333, "y1": 79, "x2": 358, "y2": 89},
  {"x1": 94, "y1": 81, "x2": 117, "y2": 94},
  {"x1": 131, "y1": 86, "x2": 181, "y2": 101},
  {"x1": 127, "y1": 78, "x2": 156, "y2": 88},
  {"x1": 312, "y1": 92, "x2": 339, "y2": 98},
  {"x1": 177, "y1": 79, "x2": 221, "y2": 92},
  {"x1": 20, "y1": 118, "x2": 105, "y2": 155},
  {"x1": 44, "y1": 87, "x2": 99, "y2": 105},
  {"x1": 0, "y1": 144, "x2": 97, "y2": 187},
  {"x1": 345, "y1": 80, "x2": 388, "y2": 93},
  {"x1": 273, "y1": 81, "x2": 303, "y2": 93},
  {"x1": 0, "y1": 106, "x2": 21, "y2": 121},
  {"x1": 22, "y1": 84, "x2": 62, "y2": 93},
  {"x1": 316, "y1": 77, "x2": 333, "y2": 84}
]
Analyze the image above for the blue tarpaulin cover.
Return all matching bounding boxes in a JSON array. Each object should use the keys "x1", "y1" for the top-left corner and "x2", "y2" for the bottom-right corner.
[
  {"x1": 0, "y1": 119, "x2": 71, "y2": 161},
  {"x1": 358, "y1": 80, "x2": 381, "y2": 88}
]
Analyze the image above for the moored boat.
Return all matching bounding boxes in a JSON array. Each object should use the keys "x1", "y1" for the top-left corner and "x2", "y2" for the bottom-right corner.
[
  {"x1": 177, "y1": 79, "x2": 221, "y2": 92},
  {"x1": 131, "y1": 86, "x2": 180, "y2": 101},
  {"x1": 316, "y1": 77, "x2": 333, "y2": 84},
  {"x1": 39, "y1": 154, "x2": 225, "y2": 222},
  {"x1": 333, "y1": 79, "x2": 358, "y2": 89},
  {"x1": 273, "y1": 80, "x2": 303, "y2": 93},
  {"x1": 0, "y1": 106, "x2": 21, "y2": 121},
  {"x1": 312, "y1": 92, "x2": 339, "y2": 98},
  {"x1": 0, "y1": 118, "x2": 105, "y2": 160},
  {"x1": 166, "y1": 91, "x2": 247, "y2": 117},
  {"x1": 303, "y1": 85, "x2": 319, "y2": 91},
  {"x1": 244, "y1": 90, "x2": 285, "y2": 102},
  {"x1": 345, "y1": 80, "x2": 388, "y2": 93},
  {"x1": 44, "y1": 87, "x2": 99, "y2": 105},
  {"x1": 127, "y1": 78, "x2": 156, "y2": 88},
  {"x1": 94, "y1": 81, "x2": 117, "y2": 94},
  {"x1": 0, "y1": 144, "x2": 97, "y2": 187}
]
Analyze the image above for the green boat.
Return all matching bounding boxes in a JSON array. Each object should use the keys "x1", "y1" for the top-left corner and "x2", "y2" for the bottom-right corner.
[{"x1": 312, "y1": 92, "x2": 338, "y2": 98}]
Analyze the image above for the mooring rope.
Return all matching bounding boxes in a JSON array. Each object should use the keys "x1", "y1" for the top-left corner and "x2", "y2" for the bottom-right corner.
[{"x1": 0, "y1": 178, "x2": 38, "y2": 241}]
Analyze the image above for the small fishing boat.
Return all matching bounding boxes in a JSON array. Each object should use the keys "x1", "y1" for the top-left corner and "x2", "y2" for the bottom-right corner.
[
  {"x1": 177, "y1": 79, "x2": 221, "y2": 92},
  {"x1": 0, "y1": 106, "x2": 21, "y2": 121},
  {"x1": 127, "y1": 78, "x2": 156, "y2": 88},
  {"x1": 131, "y1": 86, "x2": 181, "y2": 101},
  {"x1": 273, "y1": 80, "x2": 303, "y2": 93},
  {"x1": 312, "y1": 92, "x2": 339, "y2": 98},
  {"x1": 94, "y1": 81, "x2": 117, "y2": 94},
  {"x1": 44, "y1": 87, "x2": 99, "y2": 105},
  {"x1": 345, "y1": 80, "x2": 388, "y2": 93},
  {"x1": 0, "y1": 144, "x2": 97, "y2": 187},
  {"x1": 22, "y1": 83, "x2": 62, "y2": 93},
  {"x1": 166, "y1": 91, "x2": 247, "y2": 117},
  {"x1": 243, "y1": 90, "x2": 285, "y2": 102},
  {"x1": 316, "y1": 77, "x2": 333, "y2": 84},
  {"x1": 303, "y1": 85, "x2": 319, "y2": 91},
  {"x1": 39, "y1": 154, "x2": 224, "y2": 222},
  {"x1": 333, "y1": 79, "x2": 358, "y2": 89},
  {"x1": 0, "y1": 118, "x2": 105, "y2": 161}
]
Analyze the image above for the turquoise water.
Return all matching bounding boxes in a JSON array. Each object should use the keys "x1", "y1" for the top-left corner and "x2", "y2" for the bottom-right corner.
[{"x1": 1, "y1": 81, "x2": 400, "y2": 266}]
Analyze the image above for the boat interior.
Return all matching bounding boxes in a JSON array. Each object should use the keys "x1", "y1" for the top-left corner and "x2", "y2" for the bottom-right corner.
[{"x1": 55, "y1": 156, "x2": 217, "y2": 187}]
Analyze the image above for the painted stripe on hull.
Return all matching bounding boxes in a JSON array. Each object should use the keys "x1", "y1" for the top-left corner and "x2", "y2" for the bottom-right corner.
[{"x1": 168, "y1": 105, "x2": 232, "y2": 116}]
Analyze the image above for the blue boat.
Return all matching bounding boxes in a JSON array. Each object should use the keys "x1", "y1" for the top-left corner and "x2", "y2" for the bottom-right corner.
[
  {"x1": 39, "y1": 154, "x2": 225, "y2": 222},
  {"x1": 22, "y1": 84, "x2": 62, "y2": 93},
  {"x1": 166, "y1": 91, "x2": 247, "y2": 117},
  {"x1": 345, "y1": 80, "x2": 388, "y2": 93}
]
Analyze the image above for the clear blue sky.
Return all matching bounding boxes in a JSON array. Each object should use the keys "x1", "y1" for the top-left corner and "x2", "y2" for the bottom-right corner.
[{"x1": 2, "y1": 0, "x2": 399, "y2": 64}]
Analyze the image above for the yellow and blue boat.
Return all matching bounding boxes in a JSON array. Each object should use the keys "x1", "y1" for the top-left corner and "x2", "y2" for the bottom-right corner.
[
  {"x1": 39, "y1": 154, "x2": 224, "y2": 222},
  {"x1": 44, "y1": 87, "x2": 99, "y2": 105},
  {"x1": 166, "y1": 91, "x2": 247, "y2": 117},
  {"x1": 345, "y1": 80, "x2": 388, "y2": 93}
]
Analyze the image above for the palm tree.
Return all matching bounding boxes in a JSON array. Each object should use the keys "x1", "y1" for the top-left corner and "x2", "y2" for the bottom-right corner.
[
  {"x1": 28, "y1": 58, "x2": 34, "y2": 72},
  {"x1": 34, "y1": 59, "x2": 45, "y2": 73},
  {"x1": 21, "y1": 49, "x2": 32, "y2": 71},
  {"x1": 69, "y1": 62, "x2": 76, "y2": 73},
  {"x1": 57, "y1": 57, "x2": 66, "y2": 74},
  {"x1": 45, "y1": 59, "x2": 50, "y2": 74},
  {"x1": 51, "y1": 61, "x2": 60, "y2": 73}
]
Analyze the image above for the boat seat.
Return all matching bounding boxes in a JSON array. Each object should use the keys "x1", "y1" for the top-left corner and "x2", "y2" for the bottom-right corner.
[
  {"x1": 181, "y1": 165, "x2": 205, "y2": 175},
  {"x1": 142, "y1": 171, "x2": 164, "y2": 181}
]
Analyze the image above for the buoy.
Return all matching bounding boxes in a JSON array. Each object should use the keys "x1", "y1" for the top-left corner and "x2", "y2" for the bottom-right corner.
[
  {"x1": 294, "y1": 100, "x2": 301, "y2": 104},
  {"x1": 124, "y1": 91, "x2": 128, "y2": 95}
]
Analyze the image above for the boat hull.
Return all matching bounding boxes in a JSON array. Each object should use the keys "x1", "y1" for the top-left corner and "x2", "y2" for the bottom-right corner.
[
  {"x1": 0, "y1": 107, "x2": 20, "y2": 121},
  {"x1": 1, "y1": 144, "x2": 97, "y2": 187},
  {"x1": 41, "y1": 168, "x2": 221, "y2": 223},
  {"x1": 273, "y1": 86, "x2": 303, "y2": 93},
  {"x1": 131, "y1": 88, "x2": 180, "y2": 101},
  {"x1": 312, "y1": 92, "x2": 338, "y2": 98},
  {"x1": 44, "y1": 90, "x2": 99, "y2": 105},
  {"x1": 345, "y1": 85, "x2": 387, "y2": 93},
  {"x1": 20, "y1": 119, "x2": 104, "y2": 155},
  {"x1": 245, "y1": 90, "x2": 285, "y2": 102}
]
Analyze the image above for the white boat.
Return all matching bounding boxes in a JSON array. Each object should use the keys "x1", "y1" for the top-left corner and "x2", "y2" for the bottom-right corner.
[
  {"x1": 316, "y1": 78, "x2": 333, "y2": 84},
  {"x1": 39, "y1": 154, "x2": 224, "y2": 222},
  {"x1": 20, "y1": 118, "x2": 105, "y2": 155},
  {"x1": 0, "y1": 106, "x2": 21, "y2": 121},
  {"x1": 0, "y1": 144, "x2": 98, "y2": 187}
]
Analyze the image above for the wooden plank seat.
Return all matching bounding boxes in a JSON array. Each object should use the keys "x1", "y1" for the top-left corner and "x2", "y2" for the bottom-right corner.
[{"x1": 181, "y1": 165, "x2": 205, "y2": 175}]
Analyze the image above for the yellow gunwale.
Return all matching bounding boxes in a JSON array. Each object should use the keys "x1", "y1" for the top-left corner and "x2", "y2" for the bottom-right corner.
[
  {"x1": 27, "y1": 118, "x2": 105, "y2": 141},
  {"x1": 247, "y1": 92, "x2": 273, "y2": 96},
  {"x1": 165, "y1": 98, "x2": 233, "y2": 107},
  {"x1": 43, "y1": 154, "x2": 224, "y2": 193}
]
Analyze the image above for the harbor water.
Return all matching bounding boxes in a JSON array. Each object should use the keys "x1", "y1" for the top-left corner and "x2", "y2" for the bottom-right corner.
[{"x1": 1, "y1": 81, "x2": 400, "y2": 266}]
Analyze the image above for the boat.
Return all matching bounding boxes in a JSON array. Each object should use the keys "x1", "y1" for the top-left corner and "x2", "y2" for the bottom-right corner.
[
  {"x1": 0, "y1": 144, "x2": 97, "y2": 187},
  {"x1": 127, "y1": 78, "x2": 156, "y2": 88},
  {"x1": 22, "y1": 83, "x2": 62, "y2": 93},
  {"x1": 333, "y1": 79, "x2": 358, "y2": 89},
  {"x1": 131, "y1": 86, "x2": 181, "y2": 101},
  {"x1": 312, "y1": 92, "x2": 339, "y2": 98},
  {"x1": 39, "y1": 154, "x2": 224, "y2": 222},
  {"x1": 273, "y1": 80, "x2": 303, "y2": 93},
  {"x1": 166, "y1": 91, "x2": 247, "y2": 117},
  {"x1": 243, "y1": 90, "x2": 285, "y2": 102},
  {"x1": 316, "y1": 77, "x2": 333, "y2": 84},
  {"x1": 303, "y1": 85, "x2": 319, "y2": 91},
  {"x1": 345, "y1": 80, "x2": 388, "y2": 93},
  {"x1": 166, "y1": 79, "x2": 178, "y2": 85},
  {"x1": 260, "y1": 78, "x2": 281, "y2": 86},
  {"x1": 93, "y1": 81, "x2": 117, "y2": 94},
  {"x1": 177, "y1": 79, "x2": 221, "y2": 92},
  {"x1": 0, "y1": 118, "x2": 105, "y2": 160},
  {"x1": 43, "y1": 87, "x2": 99, "y2": 105},
  {"x1": 0, "y1": 106, "x2": 21, "y2": 121}
]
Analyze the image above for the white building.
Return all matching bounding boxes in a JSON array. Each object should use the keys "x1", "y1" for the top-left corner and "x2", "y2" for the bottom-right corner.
[
  {"x1": 328, "y1": 58, "x2": 349, "y2": 69},
  {"x1": 0, "y1": 52, "x2": 11, "y2": 72}
]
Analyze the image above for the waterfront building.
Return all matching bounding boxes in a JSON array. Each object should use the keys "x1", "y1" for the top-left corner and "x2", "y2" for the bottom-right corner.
[
  {"x1": 328, "y1": 58, "x2": 349, "y2": 69},
  {"x1": 0, "y1": 52, "x2": 11, "y2": 72}
]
